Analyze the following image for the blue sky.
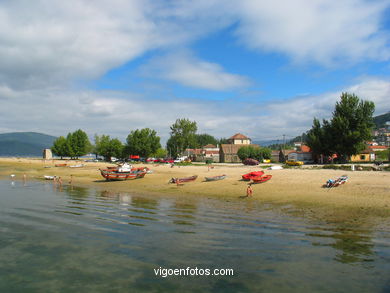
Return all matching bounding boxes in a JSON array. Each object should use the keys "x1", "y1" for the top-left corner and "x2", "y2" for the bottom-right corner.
[{"x1": 0, "y1": 0, "x2": 389, "y2": 144}]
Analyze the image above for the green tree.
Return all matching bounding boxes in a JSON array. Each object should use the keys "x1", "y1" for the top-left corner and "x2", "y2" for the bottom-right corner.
[
  {"x1": 306, "y1": 93, "x2": 375, "y2": 162},
  {"x1": 125, "y1": 128, "x2": 161, "y2": 158},
  {"x1": 51, "y1": 136, "x2": 68, "y2": 159},
  {"x1": 95, "y1": 134, "x2": 124, "y2": 161},
  {"x1": 237, "y1": 145, "x2": 271, "y2": 161},
  {"x1": 195, "y1": 133, "x2": 218, "y2": 147},
  {"x1": 167, "y1": 118, "x2": 197, "y2": 157},
  {"x1": 330, "y1": 93, "x2": 375, "y2": 162},
  {"x1": 66, "y1": 129, "x2": 91, "y2": 159},
  {"x1": 306, "y1": 118, "x2": 333, "y2": 159},
  {"x1": 152, "y1": 148, "x2": 168, "y2": 158}
]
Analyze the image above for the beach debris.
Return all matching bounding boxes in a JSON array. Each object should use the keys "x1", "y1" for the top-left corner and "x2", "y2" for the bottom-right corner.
[
  {"x1": 267, "y1": 166, "x2": 283, "y2": 170},
  {"x1": 323, "y1": 175, "x2": 348, "y2": 188}
]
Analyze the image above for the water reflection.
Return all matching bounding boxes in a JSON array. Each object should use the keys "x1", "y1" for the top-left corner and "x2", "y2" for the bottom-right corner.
[
  {"x1": 169, "y1": 201, "x2": 197, "y2": 227},
  {"x1": 309, "y1": 226, "x2": 375, "y2": 264},
  {"x1": 1, "y1": 180, "x2": 389, "y2": 292}
]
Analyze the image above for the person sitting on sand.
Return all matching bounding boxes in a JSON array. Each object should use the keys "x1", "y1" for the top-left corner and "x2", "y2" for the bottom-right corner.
[{"x1": 246, "y1": 184, "x2": 253, "y2": 197}]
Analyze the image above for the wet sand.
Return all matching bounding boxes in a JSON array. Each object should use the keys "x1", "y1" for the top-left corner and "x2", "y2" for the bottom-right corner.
[{"x1": 1, "y1": 158, "x2": 389, "y2": 221}]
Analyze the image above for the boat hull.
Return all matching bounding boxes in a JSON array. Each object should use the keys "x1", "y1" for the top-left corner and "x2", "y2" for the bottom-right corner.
[
  {"x1": 205, "y1": 175, "x2": 226, "y2": 181},
  {"x1": 251, "y1": 174, "x2": 272, "y2": 184},
  {"x1": 100, "y1": 169, "x2": 146, "y2": 181}
]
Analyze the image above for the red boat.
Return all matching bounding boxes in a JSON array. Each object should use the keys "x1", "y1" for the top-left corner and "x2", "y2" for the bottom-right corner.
[
  {"x1": 55, "y1": 163, "x2": 67, "y2": 167},
  {"x1": 252, "y1": 174, "x2": 272, "y2": 184},
  {"x1": 242, "y1": 171, "x2": 264, "y2": 181},
  {"x1": 99, "y1": 169, "x2": 146, "y2": 181},
  {"x1": 170, "y1": 175, "x2": 198, "y2": 184}
]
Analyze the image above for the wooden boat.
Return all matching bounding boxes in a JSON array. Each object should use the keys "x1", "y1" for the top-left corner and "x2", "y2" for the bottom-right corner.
[
  {"x1": 170, "y1": 175, "x2": 198, "y2": 184},
  {"x1": 252, "y1": 174, "x2": 272, "y2": 184},
  {"x1": 99, "y1": 169, "x2": 146, "y2": 181},
  {"x1": 55, "y1": 163, "x2": 67, "y2": 167},
  {"x1": 242, "y1": 171, "x2": 264, "y2": 181},
  {"x1": 204, "y1": 174, "x2": 227, "y2": 181}
]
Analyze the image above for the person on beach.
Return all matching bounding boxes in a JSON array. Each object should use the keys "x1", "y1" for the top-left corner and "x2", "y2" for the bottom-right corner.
[{"x1": 246, "y1": 184, "x2": 253, "y2": 197}]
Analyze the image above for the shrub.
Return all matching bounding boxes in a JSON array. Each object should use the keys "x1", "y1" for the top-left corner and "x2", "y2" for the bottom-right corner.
[
  {"x1": 243, "y1": 158, "x2": 259, "y2": 165},
  {"x1": 205, "y1": 159, "x2": 213, "y2": 164}
]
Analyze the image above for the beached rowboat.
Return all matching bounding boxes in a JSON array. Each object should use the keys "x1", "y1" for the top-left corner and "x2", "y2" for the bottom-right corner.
[
  {"x1": 99, "y1": 169, "x2": 146, "y2": 181},
  {"x1": 204, "y1": 175, "x2": 227, "y2": 181},
  {"x1": 251, "y1": 174, "x2": 272, "y2": 184},
  {"x1": 170, "y1": 175, "x2": 198, "y2": 184},
  {"x1": 55, "y1": 163, "x2": 67, "y2": 167},
  {"x1": 242, "y1": 171, "x2": 264, "y2": 181}
]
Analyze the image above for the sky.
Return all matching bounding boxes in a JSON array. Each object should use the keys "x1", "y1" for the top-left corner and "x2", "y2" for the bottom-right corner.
[{"x1": 0, "y1": 0, "x2": 390, "y2": 144}]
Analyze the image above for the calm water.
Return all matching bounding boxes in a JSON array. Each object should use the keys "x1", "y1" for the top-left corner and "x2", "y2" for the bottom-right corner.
[{"x1": 0, "y1": 180, "x2": 389, "y2": 293}]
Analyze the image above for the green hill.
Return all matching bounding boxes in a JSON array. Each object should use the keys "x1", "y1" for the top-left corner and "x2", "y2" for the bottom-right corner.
[
  {"x1": 373, "y1": 112, "x2": 390, "y2": 129},
  {"x1": 0, "y1": 132, "x2": 57, "y2": 156}
]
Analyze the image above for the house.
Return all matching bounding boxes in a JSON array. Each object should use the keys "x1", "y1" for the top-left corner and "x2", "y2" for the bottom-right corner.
[
  {"x1": 368, "y1": 145, "x2": 388, "y2": 152},
  {"x1": 350, "y1": 149, "x2": 375, "y2": 162},
  {"x1": 186, "y1": 144, "x2": 220, "y2": 162},
  {"x1": 287, "y1": 151, "x2": 313, "y2": 163},
  {"x1": 227, "y1": 133, "x2": 251, "y2": 145},
  {"x1": 219, "y1": 133, "x2": 257, "y2": 163},
  {"x1": 271, "y1": 149, "x2": 295, "y2": 163}
]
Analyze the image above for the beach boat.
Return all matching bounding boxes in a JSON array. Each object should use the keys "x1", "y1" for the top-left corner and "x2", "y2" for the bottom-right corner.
[
  {"x1": 55, "y1": 163, "x2": 67, "y2": 167},
  {"x1": 170, "y1": 175, "x2": 198, "y2": 184},
  {"x1": 242, "y1": 171, "x2": 264, "y2": 181},
  {"x1": 204, "y1": 174, "x2": 227, "y2": 181},
  {"x1": 324, "y1": 175, "x2": 348, "y2": 188},
  {"x1": 69, "y1": 164, "x2": 84, "y2": 168},
  {"x1": 252, "y1": 174, "x2": 272, "y2": 184},
  {"x1": 44, "y1": 175, "x2": 55, "y2": 180},
  {"x1": 99, "y1": 169, "x2": 147, "y2": 181}
]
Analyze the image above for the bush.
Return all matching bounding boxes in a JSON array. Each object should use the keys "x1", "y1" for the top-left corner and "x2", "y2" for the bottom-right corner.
[
  {"x1": 243, "y1": 158, "x2": 259, "y2": 165},
  {"x1": 176, "y1": 161, "x2": 192, "y2": 166},
  {"x1": 205, "y1": 159, "x2": 213, "y2": 164}
]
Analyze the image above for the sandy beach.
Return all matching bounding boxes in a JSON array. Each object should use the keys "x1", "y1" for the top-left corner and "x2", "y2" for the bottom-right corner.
[{"x1": 1, "y1": 157, "x2": 389, "y2": 221}]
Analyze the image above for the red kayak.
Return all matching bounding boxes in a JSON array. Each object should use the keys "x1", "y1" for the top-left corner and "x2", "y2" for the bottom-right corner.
[
  {"x1": 252, "y1": 174, "x2": 272, "y2": 184},
  {"x1": 242, "y1": 171, "x2": 264, "y2": 181}
]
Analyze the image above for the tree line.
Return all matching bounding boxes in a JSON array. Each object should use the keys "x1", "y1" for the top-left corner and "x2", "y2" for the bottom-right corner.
[{"x1": 51, "y1": 119, "x2": 227, "y2": 161}]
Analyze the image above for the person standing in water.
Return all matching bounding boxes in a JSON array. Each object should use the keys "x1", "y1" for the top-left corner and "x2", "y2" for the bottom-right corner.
[{"x1": 246, "y1": 184, "x2": 253, "y2": 197}]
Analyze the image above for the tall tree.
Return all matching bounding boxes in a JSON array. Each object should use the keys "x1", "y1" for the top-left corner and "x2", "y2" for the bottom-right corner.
[
  {"x1": 306, "y1": 93, "x2": 375, "y2": 162},
  {"x1": 125, "y1": 128, "x2": 161, "y2": 158},
  {"x1": 67, "y1": 129, "x2": 91, "y2": 159},
  {"x1": 51, "y1": 136, "x2": 68, "y2": 159},
  {"x1": 330, "y1": 93, "x2": 375, "y2": 162},
  {"x1": 167, "y1": 118, "x2": 197, "y2": 157},
  {"x1": 95, "y1": 134, "x2": 124, "y2": 161},
  {"x1": 195, "y1": 133, "x2": 218, "y2": 147}
]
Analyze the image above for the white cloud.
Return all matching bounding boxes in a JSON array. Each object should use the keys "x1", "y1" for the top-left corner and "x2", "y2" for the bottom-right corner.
[
  {"x1": 1, "y1": 0, "x2": 388, "y2": 92},
  {"x1": 233, "y1": 0, "x2": 390, "y2": 65},
  {"x1": 141, "y1": 51, "x2": 250, "y2": 91},
  {"x1": 0, "y1": 78, "x2": 388, "y2": 143}
]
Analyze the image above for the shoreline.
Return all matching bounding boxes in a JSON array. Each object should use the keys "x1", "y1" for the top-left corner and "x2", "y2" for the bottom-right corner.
[{"x1": 1, "y1": 157, "x2": 389, "y2": 223}]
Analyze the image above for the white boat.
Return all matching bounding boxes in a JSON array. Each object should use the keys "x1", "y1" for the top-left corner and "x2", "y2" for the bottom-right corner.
[
  {"x1": 44, "y1": 175, "x2": 55, "y2": 180},
  {"x1": 69, "y1": 164, "x2": 85, "y2": 168}
]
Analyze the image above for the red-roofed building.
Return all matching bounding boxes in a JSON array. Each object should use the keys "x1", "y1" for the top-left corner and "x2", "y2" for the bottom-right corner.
[
  {"x1": 368, "y1": 145, "x2": 388, "y2": 152},
  {"x1": 227, "y1": 133, "x2": 251, "y2": 145}
]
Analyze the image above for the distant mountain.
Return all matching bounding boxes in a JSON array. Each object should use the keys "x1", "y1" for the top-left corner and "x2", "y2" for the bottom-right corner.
[
  {"x1": 373, "y1": 112, "x2": 390, "y2": 129},
  {"x1": 0, "y1": 132, "x2": 57, "y2": 156},
  {"x1": 252, "y1": 140, "x2": 282, "y2": 146}
]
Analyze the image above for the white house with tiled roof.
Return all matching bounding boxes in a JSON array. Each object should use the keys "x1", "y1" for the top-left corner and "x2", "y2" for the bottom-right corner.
[
  {"x1": 227, "y1": 133, "x2": 251, "y2": 145},
  {"x1": 220, "y1": 133, "x2": 257, "y2": 163}
]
